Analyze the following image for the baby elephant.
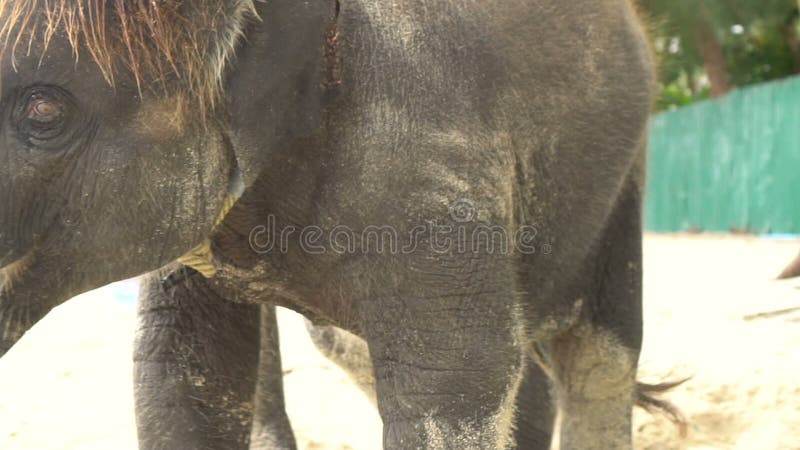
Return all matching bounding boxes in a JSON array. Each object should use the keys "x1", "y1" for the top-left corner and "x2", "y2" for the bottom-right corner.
[{"x1": 0, "y1": 0, "x2": 664, "y2": 448}]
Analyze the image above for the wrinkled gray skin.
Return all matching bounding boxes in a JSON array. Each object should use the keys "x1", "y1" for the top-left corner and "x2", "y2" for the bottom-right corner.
[{"x1": 0, "y1": 0, "x2": 654, "y2": 449}]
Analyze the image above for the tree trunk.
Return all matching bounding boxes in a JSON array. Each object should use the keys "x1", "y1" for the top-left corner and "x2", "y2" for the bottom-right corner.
[
  {"x1": 694, "y1": 10, "x2": 731, "y2": 97},
  {"x1": 786, "y1": 8, "x2": 800, "y2": 74}
]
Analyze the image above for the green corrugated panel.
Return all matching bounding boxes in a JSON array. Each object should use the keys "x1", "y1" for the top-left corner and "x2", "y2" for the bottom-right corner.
[{"x1": 645, "y1": 76, "x2": 800, "y2": 233}]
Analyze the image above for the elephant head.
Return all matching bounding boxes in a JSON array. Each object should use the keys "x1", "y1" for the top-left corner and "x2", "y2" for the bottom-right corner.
[{"x1": 0, "y1": 0, "x2": 253, "y2": 356}]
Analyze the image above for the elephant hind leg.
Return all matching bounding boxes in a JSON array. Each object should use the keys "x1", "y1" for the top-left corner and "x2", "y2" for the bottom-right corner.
[
  {"x1": 512, "y1": 357, "x2": 556, "y2": 450},
  {"x1": 306, "y1": 321, "x2": 376, "y2": 406},
  {"x1": 547, "y1": 173, "x2": 644, "y2": 450},
  {"x1": 252, "y1": 306, "x2": 298, "y2": 450},
  {"x1": 529, "y1": 340, "x2": 687, "y2": 450},
  {"x1": 548, "y1": 325, "x2": 639, "y2": 450}
]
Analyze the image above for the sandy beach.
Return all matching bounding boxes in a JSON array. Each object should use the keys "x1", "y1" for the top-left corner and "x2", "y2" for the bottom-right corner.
[{"x1": 1, "y1": 234, "x2": 798, "y2": 449}]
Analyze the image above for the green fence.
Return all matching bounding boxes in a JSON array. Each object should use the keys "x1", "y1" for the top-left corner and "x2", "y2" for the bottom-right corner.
[{"x1": 645, "y1": 76, "x2": 800, "y2": 234}]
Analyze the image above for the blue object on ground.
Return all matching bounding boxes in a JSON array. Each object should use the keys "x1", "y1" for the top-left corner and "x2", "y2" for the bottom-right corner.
[
  {"x1": 761, "y1": 234, "x2": 800, "y2": 241},
  {"x1": 111, "y1": 279, "x2": 139, "y2": 304}
]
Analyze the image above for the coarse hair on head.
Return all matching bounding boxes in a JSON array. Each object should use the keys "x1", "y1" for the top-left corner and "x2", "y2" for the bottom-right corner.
[{"x1": 0, "y1": 0, "x2": 257, "y2": 122}]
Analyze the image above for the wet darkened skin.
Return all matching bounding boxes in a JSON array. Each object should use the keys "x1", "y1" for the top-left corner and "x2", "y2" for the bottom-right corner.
[{"x1": 0, "y1": 1, "x2": 654, "y2": 448}]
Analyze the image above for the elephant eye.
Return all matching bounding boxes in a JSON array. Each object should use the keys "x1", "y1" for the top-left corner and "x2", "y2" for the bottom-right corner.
[
  {"x1": 26, "y1": 97, "x2": 64, "y2": 124},
  {"x1": 15, "y1": 86, "x2": 73, "y2": 144}
]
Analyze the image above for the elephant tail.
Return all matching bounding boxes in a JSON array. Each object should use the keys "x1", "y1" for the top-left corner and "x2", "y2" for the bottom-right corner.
[{"x1": 636, "y1": 378, "x2": 690, "y2": 437}]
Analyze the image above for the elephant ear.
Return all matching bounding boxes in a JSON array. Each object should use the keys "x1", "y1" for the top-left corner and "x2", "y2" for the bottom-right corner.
[{"x1": 223, "y1": 0, "x2": 334, "y2": 188}]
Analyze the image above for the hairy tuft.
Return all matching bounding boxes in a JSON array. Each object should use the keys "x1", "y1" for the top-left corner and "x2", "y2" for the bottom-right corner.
[
  {"x1": 0, "y1": 0, "x2": 256, "y2": 117},
  {"x1": 636, "y1": 379, "x2": 690, "y2": 437}
]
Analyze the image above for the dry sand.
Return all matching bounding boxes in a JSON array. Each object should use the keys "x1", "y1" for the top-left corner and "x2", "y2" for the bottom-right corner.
[{"x1": 0, "y1": 234, "x2": 798, "y2": 450}]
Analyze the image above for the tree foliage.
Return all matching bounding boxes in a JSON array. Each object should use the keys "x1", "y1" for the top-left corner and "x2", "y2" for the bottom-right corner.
[{"x1": 638, "y1": 0, "x2": 800, "y2": 110}]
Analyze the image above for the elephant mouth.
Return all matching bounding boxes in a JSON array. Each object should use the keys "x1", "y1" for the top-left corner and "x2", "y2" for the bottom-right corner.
[
  {"x1": 0, "y1": 340, "x2": 12, "y2": 356},
  {"x1": 0, "y1": 248, "x2": 21, "y2": 269},
  {"x1": 0, "y1": 253, "x2": 32, "y2": 293},
  {"x1": 0, "y1": 255, "x2": 34, "y2": 358},
  {"x1": 0, "y1": 313, "x2": 27, "y2": 359}
]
